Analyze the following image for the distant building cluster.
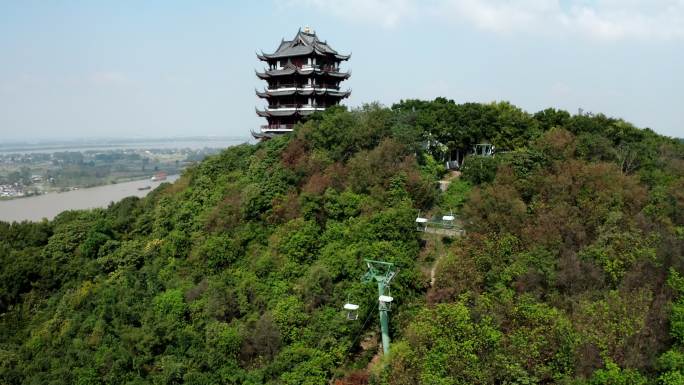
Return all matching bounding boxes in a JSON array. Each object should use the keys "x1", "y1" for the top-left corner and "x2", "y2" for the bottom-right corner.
[
  {"x1": 0, "y1": 145, "x2": 220, "y2": 199},
  {"x1": 0, "y1": 183, "x2": 25, "y2": 198}
]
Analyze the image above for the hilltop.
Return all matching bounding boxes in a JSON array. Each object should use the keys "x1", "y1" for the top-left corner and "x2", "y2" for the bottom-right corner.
[{"x1": 1, "y1": 98, "x2": 684, "y2": 384}]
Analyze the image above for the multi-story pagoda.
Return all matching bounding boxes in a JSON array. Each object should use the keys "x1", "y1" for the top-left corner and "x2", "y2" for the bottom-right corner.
[{"x1": 253, "y1": 27, "x2": 351, "y2": 139}]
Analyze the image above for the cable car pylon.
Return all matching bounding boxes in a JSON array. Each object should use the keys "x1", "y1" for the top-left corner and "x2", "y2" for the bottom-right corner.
[{"x1": 361, "y1": 259, "x2": 396, "y2": 356}]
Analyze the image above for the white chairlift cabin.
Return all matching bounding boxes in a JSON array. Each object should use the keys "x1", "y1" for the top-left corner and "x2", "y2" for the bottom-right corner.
[
  {"x1": 379, "y1": 294, "x2": 394, "y2": 311},
  {"x1": 343, "y1": 302, "x2": 360, "y2": 321},
  {"x1": 379, "y1": 295, "x2": 393, "y2": 303},
  {"x1": 415, "y1": 216, "x2": 428, "y2": 231},
  {"x1": 442, "y1": 213, "x2": 455, "y2": 228}
]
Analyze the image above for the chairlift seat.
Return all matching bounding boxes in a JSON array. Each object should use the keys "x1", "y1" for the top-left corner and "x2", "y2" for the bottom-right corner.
[
  {"x1": 442, "y1": 215, "x2": 455, "y2": 221},
  {"x1": 379, "y1": 295, "x2": 394, "y2": 303},
  {"x1": 344, "y1": 302, "x2": 359, "y2": 320},
  {"x1": 415, "y1": 217, "x2": 428, "y2": 223}
]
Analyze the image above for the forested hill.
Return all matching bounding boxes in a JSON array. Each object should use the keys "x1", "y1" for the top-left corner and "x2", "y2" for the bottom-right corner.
[{"x1": 1, "y1": 98, "x2": 684, "y2": 385}]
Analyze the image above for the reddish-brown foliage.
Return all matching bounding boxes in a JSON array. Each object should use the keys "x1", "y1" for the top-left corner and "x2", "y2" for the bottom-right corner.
[
  {"x1": 345, "y1": 138, "x2": 410, "y2": 193},
  {"x1": 269, "y1": 190, "x2": 301, "y2": 223},
  {"x1": 574, "y1": 342, "x2": 603, "y2": 378},
  {"x1": 205, "y1": 189, "x2": 242, "y2": 231},
  {"x1": 324, "y1": 162, "x2": 348, "y2": 190},
  {"x1": 281, "y1": 137, "x2": 309, "y2": 170},
  {"x1": 555, "y1": 250, "x2": 605, "y2": 296},
  {"x1": 534, "y1": 160, "x2": 646, "y2": 233},
  {"x1": 334, "y1": 371, "x2": 369, "y2": 385},
  {"x1": 671, "y1": 178, "x2": 684, "y2": 226},
  {"x1": 429, "y1": 251, "x2": 483, "y2": 305},
  {"x1": 535, "y1": 127, "x2": 576, "y2": 159},
  {"x1": 302, "y1": 172, "x2": 332, "y2": 195},
  {"x1": 464, "y1": 184, "x2": 527, "y2": 235}
]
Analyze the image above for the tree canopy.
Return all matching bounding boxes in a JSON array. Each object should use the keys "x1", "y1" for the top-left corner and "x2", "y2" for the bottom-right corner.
[{"x1": 1, "y1": 99, "x2": 683, "y2": 384}]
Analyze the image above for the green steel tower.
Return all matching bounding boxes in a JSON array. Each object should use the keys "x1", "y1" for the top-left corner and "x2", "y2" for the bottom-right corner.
[{"x1": 362, "y1": 259, "x2": 397, "y2": 356}]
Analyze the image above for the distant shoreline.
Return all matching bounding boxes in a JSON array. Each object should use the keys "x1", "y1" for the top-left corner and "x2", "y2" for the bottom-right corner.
[
  {"x1": 0, "y1": 137, "x2": 246, "y2": 204},
  {"x1": 0, "y1": 136, "x2": 250, "y2": 154},
  {"x1": 0, "y1": 174, "x2": 180, "y2": 222},
  {"x1": 0, "y1": 174, "x2": 166, "y2": 202}
]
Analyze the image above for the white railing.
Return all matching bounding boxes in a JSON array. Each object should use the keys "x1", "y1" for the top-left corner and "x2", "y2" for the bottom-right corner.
[
  {"x1": 260, "y1": 124, "x2": 295, "y2": 131},
  {"x1": 266, "y1": 84, "x2": 340, "y2": 91},
  {"x1": 267, "y1": 104, "x2": 329, "y2": 110},
  {"x1": 267, "y1": 65, "x2": 341, "y2": 73}
]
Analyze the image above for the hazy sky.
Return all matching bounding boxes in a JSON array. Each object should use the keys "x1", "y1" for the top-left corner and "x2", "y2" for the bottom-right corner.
[{"x1": 1, "y1": 0, "x2": 683, "y2": 141}]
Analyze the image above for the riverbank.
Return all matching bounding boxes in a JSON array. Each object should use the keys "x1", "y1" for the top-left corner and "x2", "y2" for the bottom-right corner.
[{"x1": 0, "y1": 175, "x2": 179, "y2": 222}]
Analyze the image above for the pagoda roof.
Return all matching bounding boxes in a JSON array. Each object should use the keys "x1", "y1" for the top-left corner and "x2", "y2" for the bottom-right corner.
[
  {"x1": 258, "y1": 28, "x2": 350, "y2": 61},
  {"x1": 251, "y1": 129, "x2": 273, "y2": 139},
  {"x1": 256, "y1": 88, "x2": 351, "y2": 98},
  {"x1": 255, "y1": 65, "x2": 351, "y2": 80},
  {"x1": 250, "y1": 128, "x2": 296, "y2": 139}
]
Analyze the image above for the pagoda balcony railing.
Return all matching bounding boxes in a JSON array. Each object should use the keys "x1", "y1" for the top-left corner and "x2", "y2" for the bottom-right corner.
[
  {"x1": 268, "y1": 83, "x2": 340, "y2": 90},
  {"x1": 267, "y1": 104, "x2": 330, "y2": 110},
  {"x1": 302, "y1": 64, "x2": 341, "y2": 72},
  {"x1": 272, "y1": 64, "x2": 342, "y2": 72},
  {"x1": 260, "y1": 124, "x2": 295, "y2": 131}
]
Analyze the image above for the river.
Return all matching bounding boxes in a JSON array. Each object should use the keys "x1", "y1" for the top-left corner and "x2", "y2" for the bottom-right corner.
[{"x1": 0, "y1": 175, "x2": 180, "y2": 222}]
